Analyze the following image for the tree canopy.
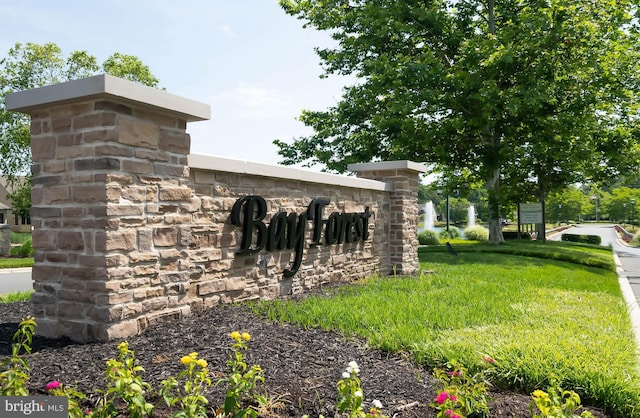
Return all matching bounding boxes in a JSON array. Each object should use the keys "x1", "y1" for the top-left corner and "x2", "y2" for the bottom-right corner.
[
  {"x1": 0, "y1": 42, "x2": 160, "y2": 216},
  {"x1": 275, "y1": 0, "x2": 640, "y2": 242}
]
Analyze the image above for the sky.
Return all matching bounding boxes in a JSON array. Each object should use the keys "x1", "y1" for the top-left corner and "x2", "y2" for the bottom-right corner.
[{"x1": 0, "y1": 0, "x2": 352, "y2": 168}]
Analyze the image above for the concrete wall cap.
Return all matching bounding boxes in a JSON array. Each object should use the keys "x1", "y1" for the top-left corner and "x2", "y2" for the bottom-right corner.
[
  {"x1": 348, "y1": 160, "x2": 428, "y2": 173},
  {"x1": 6, "y1": 74, "x2": 210, "y2": 122},
  {"x1": 188, "y1": 153, "x2": 392, "y2": 191}
]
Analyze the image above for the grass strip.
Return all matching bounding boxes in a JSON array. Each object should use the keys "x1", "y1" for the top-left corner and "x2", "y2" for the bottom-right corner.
[
  {"x1": 0, "y1": 258, "x2": 34, "y2": 269},
  {"x1": 0, "y1": 290, "x2": 33, "y2": 303}
]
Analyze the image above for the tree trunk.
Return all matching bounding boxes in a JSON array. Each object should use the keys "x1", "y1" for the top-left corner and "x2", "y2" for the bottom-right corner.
[
  {"x1": 486, "y1": 167, "x2": 504, "y2": 243},
  {"x1": 536, "y1": 181, "x2": 547, "y2": 242},
  {"x1": 485, "y1": 1, "x2": 502, "y2": 244}
]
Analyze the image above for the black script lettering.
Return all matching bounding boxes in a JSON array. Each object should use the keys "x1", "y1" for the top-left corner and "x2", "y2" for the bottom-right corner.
[
  {"x1": 230, "y1": 195, "x2": 267, "y2": 254},
  {"x1": 232, "y1": 195, "x2": 372, "y2": 278},
  {"x1": 284, "y1": 211, "x2": 307, "y2": 278},
  {"x1": 343, "y1": 213, "x2": 357, "y2": 243},
  {"x1": 268, "y1": 211, "x2": 307, "y2": 277},
  {"x1": 326, "y1": 209, "x2": 372, "y2": 244},
  {"x1": 356, "y1": 207, "x2": 371, "y2": 241},
  {"x1": 267, "y1": 212, "x2": 289, "y2": 251},
  {"x1": 307, "y1": 198, "x2": 330, "y2": 245},
  {"x1": 325, "y1": 212, "x2": 342, "y2": 244}
]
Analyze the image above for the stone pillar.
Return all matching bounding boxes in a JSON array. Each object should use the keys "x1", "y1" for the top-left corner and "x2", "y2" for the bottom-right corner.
[
  {"x1": 0, "y1": 224, "x2": 10, "y2": 257},
  {"x1": 6, "y1": 74, "x2": 209, "y2": 342},
  {"x1": 348, "y1": 161, "x2": 427, "y2": 275}
]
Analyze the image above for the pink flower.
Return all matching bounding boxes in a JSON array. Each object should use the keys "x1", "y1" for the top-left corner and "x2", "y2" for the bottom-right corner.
[
  {"x1": 46, "y1": 381, "x2": 61, "y2": 391},
  {"x1": 444, "y1": 411, "x2": 461, "y2": 418},
  {"x1": 449, "y1": 394, "x2": 458, "y2": 402},
  {"x1": 435, "y1": 391, "x2": 449, "y2": 404},
  {"x1": 448, "y1": 371, "x2": 461, "y2": 377},
  {"x1": 483, "y1": 356, "x2": 495, "y2": 364}
]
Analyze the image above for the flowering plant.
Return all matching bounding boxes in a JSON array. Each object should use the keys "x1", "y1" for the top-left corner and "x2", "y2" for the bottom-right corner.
[
  {"x1": 92, "y1": 341, "x2": 154, "y2": 418},
  {"x1": 430, "y1": 359, "x2": 491, "y2": 418},
  {"x1": 336, "y1": 361, "x2": 386, "y2": 418},
  {"x1": 160, "y1": 351, "x2": 212, "y2": 418},
  {"x1": 215, "y1": 331, "x2": 265, "y2": 418},
  {"x1": 530, "y1": 383, "x2": 595, "y2": 418},
  {"x1": 0, "y1": 316, "x2": 35, "y2": 396},
  {"x1": 46, "y1": 380, "x2": 87, "y2": 417}
]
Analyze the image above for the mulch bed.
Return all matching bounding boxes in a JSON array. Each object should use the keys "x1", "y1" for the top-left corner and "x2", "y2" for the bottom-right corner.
[{"x1": 0, "y1": 299, "x2": 609, "y2": 417}]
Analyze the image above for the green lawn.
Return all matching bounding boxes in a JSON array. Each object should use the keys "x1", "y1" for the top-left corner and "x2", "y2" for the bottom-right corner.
[
  {"x1": 10, "y1": 232, "x2": 32, "y2": 244},
  {"x1": 253, "y1": 242, "x2": 640, "y2": 417}
]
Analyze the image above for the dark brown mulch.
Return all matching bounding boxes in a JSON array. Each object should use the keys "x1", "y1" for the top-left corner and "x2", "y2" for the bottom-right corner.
[{"x1": 0, "y1": 300, "x2": 609, "y2": 418}]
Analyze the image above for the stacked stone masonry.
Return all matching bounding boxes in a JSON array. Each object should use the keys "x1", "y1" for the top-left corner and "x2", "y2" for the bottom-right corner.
[
  {"x1": 0, "y1": 224, "x2": 10, "y2": 257},
  {"x1": 7, "y1": 75, "x2": 426, "y2": 342}
]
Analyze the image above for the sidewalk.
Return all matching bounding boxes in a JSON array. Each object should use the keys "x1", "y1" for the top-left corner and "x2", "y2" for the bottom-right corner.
[{"x1": 613, "y1": 253, "x2": 640, "y2": 354}]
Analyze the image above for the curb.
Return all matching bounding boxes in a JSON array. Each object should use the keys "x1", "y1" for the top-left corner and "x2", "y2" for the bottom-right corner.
[
  {"x1": 0, "y1": 267, "x2": 32, "y2": 275},
  {"x1": 613, "y1": 252, "x2": 640, "y2": 358}
]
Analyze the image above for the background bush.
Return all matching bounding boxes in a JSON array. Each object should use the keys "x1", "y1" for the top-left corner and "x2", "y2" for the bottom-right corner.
[
  {"x1": 503, "y1": 231, "x2": 532, "y2": 240},
  {"x1": 10, "y1": 240, "x2": 33, "y2": 258},
  {"x1": 464, "y1": 225, "x2": 489, "y2": 241},
  {"x1": 418, "y1": 230, "x2": 440, "y2": 245},
  {"x1": 439, "y1": 226, "x2": 460, "y2": 240},
  {"x1": 561, "y1": 234, "x2": 602, "y2": 245}
]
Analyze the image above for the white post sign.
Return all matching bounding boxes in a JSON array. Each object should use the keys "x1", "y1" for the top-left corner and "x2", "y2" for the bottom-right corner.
[{"x1": 520, "y1": 203, "x2": 543, "y2": 224}]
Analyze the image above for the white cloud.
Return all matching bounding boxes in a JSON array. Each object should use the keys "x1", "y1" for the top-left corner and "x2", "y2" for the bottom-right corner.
[
  {"x1": 219, "y1": 24, "x2": 236, "y2": 38},
  {"x1": 211, "y1": 82, "x2": 294, "y2": 119}
]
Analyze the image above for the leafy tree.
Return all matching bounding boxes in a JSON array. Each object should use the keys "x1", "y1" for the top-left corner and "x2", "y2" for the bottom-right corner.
[
  {"x1": 602, "y1": 187, "x2": 640, "y2": 224},
  {"x1": 275, "y1": 0, "x2": 640, "y2": 243},
  {"x1": 546, "y1": 186, "x2": 591, "y2": 224},
  {"x1": 582, "y1": 188, "x2": 610, "y2": 222},
  {"x1": 437, "y1": 196, "x2": 472, "y2": 226},
  {"x1": 0, "y1": 42, "x2": 160, "y2": 215}
]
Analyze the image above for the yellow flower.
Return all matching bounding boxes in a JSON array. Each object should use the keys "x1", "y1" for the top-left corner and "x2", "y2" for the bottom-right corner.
[
  {"x1": 230, "y1": 331, "x2": 241, "y2": 340},
  {"x1": 180, "y1": 355, "x2": 193, "y2": 365},
  {"x1": 532, "y1": 390, "x2": 548, "y2": 398},
  {"x1": 117, "y1": 342, "x2": 128, "y2": 351},
  {"x1": 241, "y1": 332, "x2": 251, "y2": 341},
  {"x1": 196, "y1": 359, "x2": 208, "y2": 368},
  {"x1": 189, "y1": 352, "x2": 198, "y2": 358}
]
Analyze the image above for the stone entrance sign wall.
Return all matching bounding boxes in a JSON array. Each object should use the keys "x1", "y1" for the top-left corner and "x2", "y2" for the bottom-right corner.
[{"x1": 6, "y1": 74, "x2": 426, "y2": 343}]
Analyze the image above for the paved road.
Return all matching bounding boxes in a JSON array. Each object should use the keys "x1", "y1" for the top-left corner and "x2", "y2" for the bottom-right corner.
[{"x1": 0, "y1": 268, "x2": 33, "y2": 294}]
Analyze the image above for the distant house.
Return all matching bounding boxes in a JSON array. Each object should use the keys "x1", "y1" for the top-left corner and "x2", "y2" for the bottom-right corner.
[{"x1": 0, "y1": 177, "x2": 31, "y2": 232}]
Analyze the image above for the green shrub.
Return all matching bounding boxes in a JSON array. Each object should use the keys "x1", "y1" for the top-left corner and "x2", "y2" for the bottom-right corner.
[
  {"x1": 631, "y1": 231, "x2": 640, "y2": 246},
  {"x1": 561, "y1": 234, "x2": 601, "y2": 245},
  {"x1": 439, "y1": 226, "x2": 460, "y2": 240},
  {"x1": 418, "y1": 230, "x2": 440, "y2": 245},
  {"x1": 10, "y1": 240, "x2": 33, "y2": 258},
  {"x1": 464, "y1": 225, "x2": 489, "y2": 241},
  {"x1": 503, "y1": 231, "x2": 532, "y2": 240}
]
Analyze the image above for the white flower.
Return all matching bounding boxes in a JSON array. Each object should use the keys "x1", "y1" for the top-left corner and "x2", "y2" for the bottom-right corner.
[
  {"x1": 372, "y1": 400, "x2": 383, "y2": 409},
  {"x1": 354, "y1": 390, "x2": 363, "y2": 398},
  {"x1": 342, "y1": 372, "x2": 350, "y2": 379},
  {"x1": 348, "y1": 361, "x2": 360, "y2": 374}
]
